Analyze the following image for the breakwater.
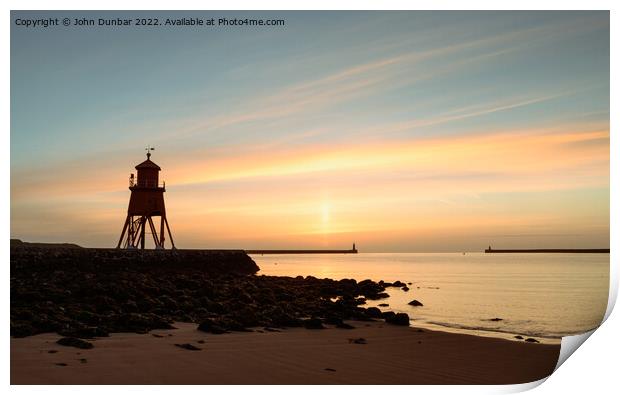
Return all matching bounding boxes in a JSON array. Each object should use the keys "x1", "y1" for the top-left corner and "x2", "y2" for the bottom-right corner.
[
  {"x1": 485, "y1": 248, "x2": 609, "y2": 253},
  {"x1": 10, "y1": 245, "x2": 259, "y2": 275},
  {"x1": 11, "y1": 242, "x2": 409, "y2": 338},
  {"x1": 246, "y1": 249, "x2": 358, "y2": 255}
]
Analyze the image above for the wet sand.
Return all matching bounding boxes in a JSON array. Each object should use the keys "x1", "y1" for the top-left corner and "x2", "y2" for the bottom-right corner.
[{"x1": 11, "y1": 321, "x2": 560, "y2": 385}]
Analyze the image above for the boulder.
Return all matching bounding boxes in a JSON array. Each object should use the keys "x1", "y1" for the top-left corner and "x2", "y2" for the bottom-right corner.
[
  {"x1": 197, "y1": 319, "x2": 228, "y2": 334},
  {"x1": 303, "y1": 318, "x2": 325, "y2": 329},
  {"x1": 365, "y1": 307, "x2": 383, "y2": 318},
  {"x1": 59, "y1": 326, "x2": 109, "y2": 338},
  {"x1": 385, "y1": 312, "x2": 410, "y2": 326},
  {"x1": 117, "y1": 313, "x2": 175, "y2": 333},
  {"x1": 10, "y1": 321, "x2": 37, "y2": 338},
  {"x1": 175, "y1": 343, "x2": 201, "y2": 351},
  {"x1": 366, "y1": 292, "x2": 390, "y2": 300},
  {"x1": 408, "y1": 300, "x2": 424, "y2": 307},
  {"x1": 324, "y1": 316, "x2": 344, "y2": 326},
  {"x1": 381, "y1": 311, "x2": 396, "y2": 320},
  {"x1": 56, "y1": 337, "x2": 94, "y2": 349},
  {"x1": 358, "y1": 279, "x2": 385, "y2": 297}
]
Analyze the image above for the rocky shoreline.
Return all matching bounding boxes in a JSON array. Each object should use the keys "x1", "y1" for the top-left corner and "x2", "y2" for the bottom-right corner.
[{"x1": 11, "y1": 245, "x2": 410, "y2": 339}]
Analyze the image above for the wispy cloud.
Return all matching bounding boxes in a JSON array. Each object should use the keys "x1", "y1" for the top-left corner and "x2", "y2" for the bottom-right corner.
[{"x1": 153, "y1": 16, "x2": 605, "y2": 144}]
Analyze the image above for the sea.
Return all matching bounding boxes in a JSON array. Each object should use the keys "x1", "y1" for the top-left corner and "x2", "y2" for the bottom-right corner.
[{"x1": 251, "y1": 252, "x2": 609, "y2": 344}]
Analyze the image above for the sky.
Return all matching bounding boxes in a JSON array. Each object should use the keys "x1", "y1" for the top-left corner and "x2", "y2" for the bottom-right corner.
[{"x1": 10, "y1": 11, "x2": 609, "y2": 251}]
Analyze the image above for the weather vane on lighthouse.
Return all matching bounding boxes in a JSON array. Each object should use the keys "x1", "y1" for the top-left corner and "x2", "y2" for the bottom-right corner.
[{"x1": 116, "y1": 147, "x2": 175, "y2": 249}]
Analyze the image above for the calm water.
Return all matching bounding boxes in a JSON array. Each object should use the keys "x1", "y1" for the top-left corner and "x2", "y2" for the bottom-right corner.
[{"x1": 252, "y1": 253, "x2": 609, "y2": 344}]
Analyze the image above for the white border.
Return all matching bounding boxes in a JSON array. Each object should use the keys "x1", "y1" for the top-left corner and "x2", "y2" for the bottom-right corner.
[
  {"x1": 3, "y1": 0, "x2": 618, "y2": 11},
  {"x1": 4, "y1": 1, "x2": 617, "y2": 393}
]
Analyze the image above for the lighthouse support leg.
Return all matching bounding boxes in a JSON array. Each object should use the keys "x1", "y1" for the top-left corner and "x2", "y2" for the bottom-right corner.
[
  {"x1": 117, "y1": 216, "x2": 130, "y2": 249},
  {"x1": 129, "y1": 216, "x2": 140, "y2": 248},
  {"x1": 140, "y1": 217, "x2": 146, "y2": 249},
  {"x1": 147, "y1": 216, "x2": 162, "y2": 249},
  {"x1": 164, "y1": 217, "x2": 176, "y2": 249},
  {"x1": 130, "y1": 216, "x2": 143, "y2": 249},
  {"x1": 160, "y1": 217, "x2": 166, "y2": 248}
]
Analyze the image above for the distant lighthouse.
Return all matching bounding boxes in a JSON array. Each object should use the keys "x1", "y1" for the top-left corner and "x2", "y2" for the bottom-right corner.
[{"x1": 116, "y1": 147, "x2": 175, "y2": 249}]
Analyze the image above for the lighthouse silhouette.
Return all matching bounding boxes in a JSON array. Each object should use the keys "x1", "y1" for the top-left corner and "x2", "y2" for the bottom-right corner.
[{"x1": 117, "y1": 147, "x2": 175, "y2": 249}]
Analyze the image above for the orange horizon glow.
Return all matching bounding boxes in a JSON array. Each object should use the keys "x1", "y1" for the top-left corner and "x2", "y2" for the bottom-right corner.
[{"x1": 11, "y1": 124, "x2": 609, "y2": 251}]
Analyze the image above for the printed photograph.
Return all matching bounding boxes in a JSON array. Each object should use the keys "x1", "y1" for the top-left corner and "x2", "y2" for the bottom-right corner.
[{"x1": 10, "y1": 10, "x2": 610, "y2": 385}]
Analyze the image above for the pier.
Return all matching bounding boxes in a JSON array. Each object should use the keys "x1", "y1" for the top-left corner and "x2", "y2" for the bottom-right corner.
[
  {"x1": 246, "y1": 249, "x2": 358, "y2": 255},
  {"x1": 485, "y1": 247, "x2": 609, "y2": 253},
  {"x1": 247, "y1": 244, "x2": 358, "y2": 255}
]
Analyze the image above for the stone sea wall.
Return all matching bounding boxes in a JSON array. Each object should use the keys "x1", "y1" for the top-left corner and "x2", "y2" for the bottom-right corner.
[{"x1": 10, "y1": 246, "x2": 260, "y2": 275}]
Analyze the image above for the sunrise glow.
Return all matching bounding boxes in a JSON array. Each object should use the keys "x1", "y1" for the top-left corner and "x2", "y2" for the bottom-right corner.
[{"x1": 10, "y1": 11, "x2": 609, "y2": 251}]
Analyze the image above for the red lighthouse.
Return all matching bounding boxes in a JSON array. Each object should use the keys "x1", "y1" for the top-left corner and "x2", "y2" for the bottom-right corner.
[{"x1": 117, "y1": 147, "x2": 175, "y2": 249}]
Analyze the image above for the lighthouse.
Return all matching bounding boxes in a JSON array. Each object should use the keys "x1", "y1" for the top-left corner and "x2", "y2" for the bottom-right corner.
[{"x1": 116, "y1": 147, "x2": 175, "y2": 249}]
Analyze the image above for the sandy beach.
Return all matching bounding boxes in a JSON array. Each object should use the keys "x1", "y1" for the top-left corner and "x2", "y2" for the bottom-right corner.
[{"x1": 11, "y1": 321, "x2": 560, "y2": 385}]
